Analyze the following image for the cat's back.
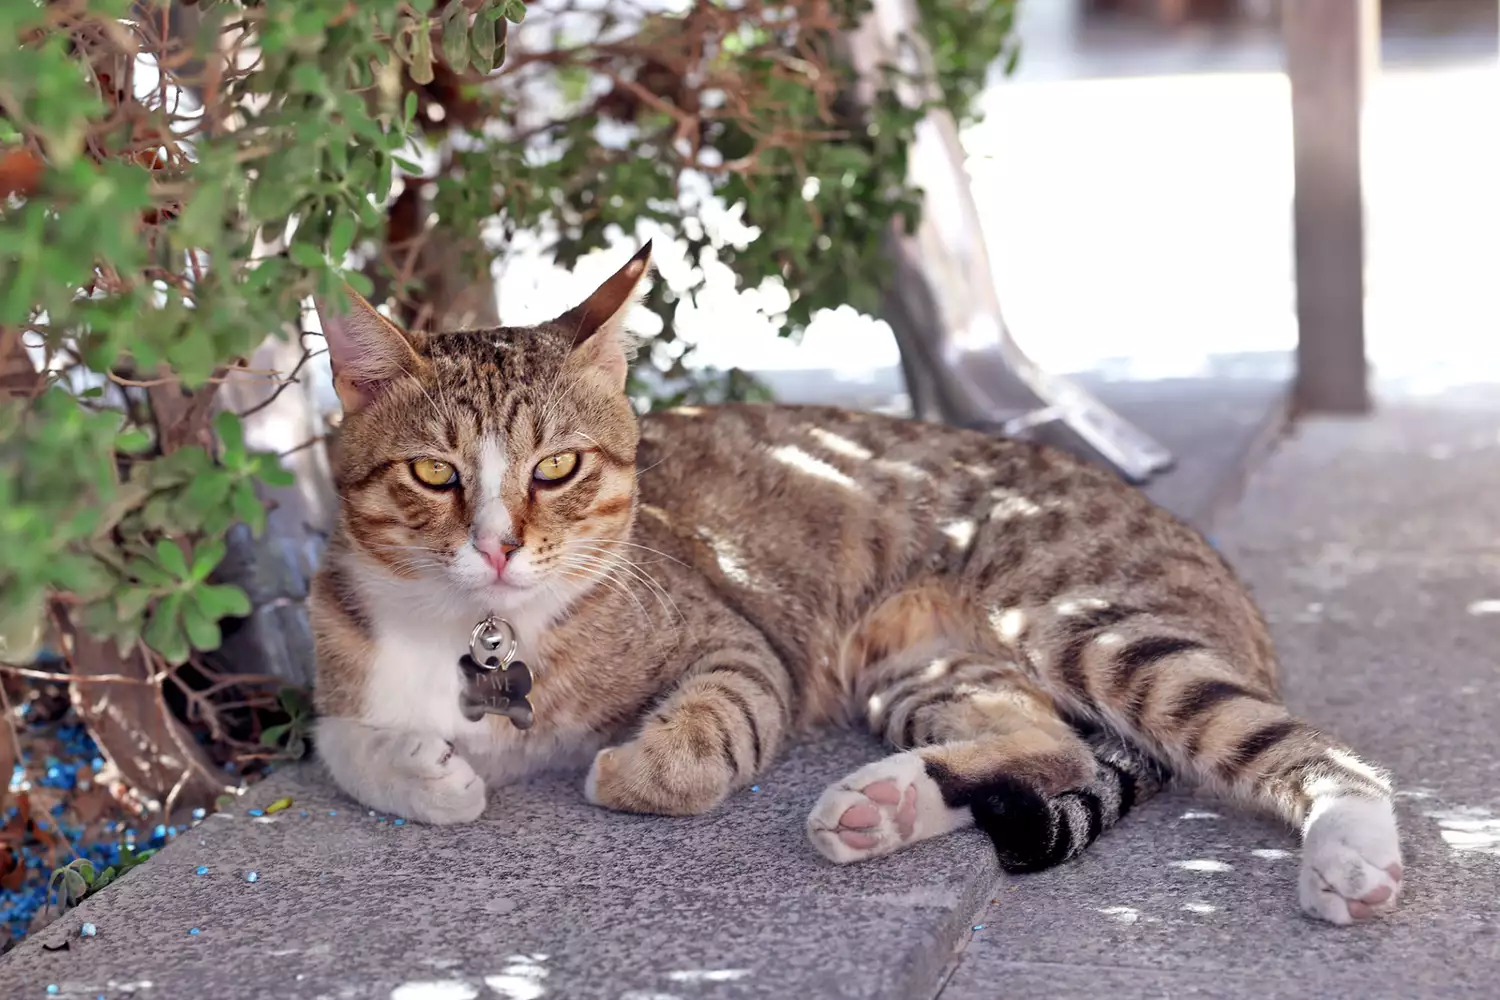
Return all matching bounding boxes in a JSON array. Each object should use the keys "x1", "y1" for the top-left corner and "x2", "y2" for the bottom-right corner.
[
  {"x1": 634, "y1": 402, "x2": 1122, "y2": 522},
  {"x1": 633, "y1": 402, "x2": 1246, "y2": 626}
]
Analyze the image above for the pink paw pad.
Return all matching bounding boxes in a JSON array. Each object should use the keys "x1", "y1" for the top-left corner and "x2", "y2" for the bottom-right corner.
[
  {"x1": 834, "y1": 780, "x2": 919, "y2": 849},
  {"x1": 1340, "y1": 863, "x2": 1404, "y2": 921}
]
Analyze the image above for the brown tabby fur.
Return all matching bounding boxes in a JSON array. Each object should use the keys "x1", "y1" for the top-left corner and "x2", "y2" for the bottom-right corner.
[{"x1": 309, "y1": 244, "x2": 1401, "y2": 919}]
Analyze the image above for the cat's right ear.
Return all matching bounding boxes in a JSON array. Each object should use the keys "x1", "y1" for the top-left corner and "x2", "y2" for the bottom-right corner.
[{"x1": 314, "y1": 284, "x2": 423, "y2": 414}]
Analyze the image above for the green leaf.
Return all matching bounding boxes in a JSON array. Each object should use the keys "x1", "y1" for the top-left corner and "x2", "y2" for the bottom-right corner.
[
  {"x1": 194, "y1": 583, "x2": 252, "y2": 620},
  {"x1": 181, "y1": 599, "x2": 222, "y2": 652},
  {"x1": 410, "y1": 23, "x2": 436, "y2": 85},
  {"x1": 115, "y1": 587, "x2": 152, "y2": 623},
  {"x1": 231, "y1": 481, "x2": 267, "y2": 536},
  {"x1": 190, "y1": 539, "x2": 226, "y2": 582},
  {"x1": 126, "y1": 557, "x2": 173, "y2": 587},
  {"x1": 181, "y1": 470, "x2": 233, "y2": 520},
  {"x1": 260, "y1": 723, "x2": 290, "y2": 748},
  {"x1": 154, "y1": 539, "x2": 189, "y2": 580},
  {"x1": 277, "y1": 685, "x2": 312, "y2": 719},
  {"x1": 470, "y1": 14, "x2": 498, "y2": 71},
  {"x1": 142, "y1": 592, "x2": 187, "y2": 663},
  {"x1": 253, "y1": 453, "x2": 295, "y2": 489},
  {"x1": 503, "y1": 0, "x2": 527, "y2": 24},
  {"x1": 442, "y1": 1, "x2": 470, "y2": 73},
  {"x1": 116, "y1": 428, "x2": 151, "y2": 454},
  {"x1": 404, "y1": 90, "x2": 418, "y2": 125},
  {"x1": 288, "y1": 242, "x2": 324, "y2": 270},
  {"x1": 328, "y1": 214, "x2": 356, "y2": 260},
  {"x1": 214, "y1": 410, "x2": 246, "y2": 464},
  {"x1": 346, "y1": 270, "x2": 375, "y2": 297}
]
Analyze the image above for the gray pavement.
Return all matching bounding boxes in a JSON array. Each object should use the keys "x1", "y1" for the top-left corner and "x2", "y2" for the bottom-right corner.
[
  {"x1": 6, "y1": 392, "x2": 1500, "y2": 999},
  {"x1": 3, "y1": 729, "x2": 998, "y2": 1000}
]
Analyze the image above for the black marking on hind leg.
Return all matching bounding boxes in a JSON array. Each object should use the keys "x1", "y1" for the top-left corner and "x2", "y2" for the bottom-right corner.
[
  {"x1": 925, "y1": 760, "x2": 1065, "y2": 874},
  {"x1": 922, "y1": 735, "x2": 1171, "y2": 876}
]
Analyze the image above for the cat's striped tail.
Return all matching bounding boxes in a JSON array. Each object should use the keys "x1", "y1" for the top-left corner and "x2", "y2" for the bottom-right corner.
[{"x1": 967, "y1": 731, "x2": 1171, "y2": 874}]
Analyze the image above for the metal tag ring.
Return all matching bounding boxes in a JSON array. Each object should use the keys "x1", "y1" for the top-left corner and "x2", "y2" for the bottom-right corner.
[{"x1": 469, "y1": 615, "x2": 518, "y2": 670}]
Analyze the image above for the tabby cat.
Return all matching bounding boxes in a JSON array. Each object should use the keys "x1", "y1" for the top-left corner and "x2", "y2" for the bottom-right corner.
[{"x1": 309, "y1": 244, "x2": 1403, "y2": 925}]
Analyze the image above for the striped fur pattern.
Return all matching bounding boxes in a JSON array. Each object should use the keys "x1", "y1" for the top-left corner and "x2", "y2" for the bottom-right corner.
[{"x1": 309, "y1": 245, "x2": 1403, "y2": 925}]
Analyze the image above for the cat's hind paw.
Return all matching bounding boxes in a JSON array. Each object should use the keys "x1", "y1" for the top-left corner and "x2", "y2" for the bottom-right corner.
[
  {"x1": 806, "y1": 751, "x2": 969, "y2": 864},
  {"x1": 1299, "y1": 795, "x2": 1404, "y2": 925}
]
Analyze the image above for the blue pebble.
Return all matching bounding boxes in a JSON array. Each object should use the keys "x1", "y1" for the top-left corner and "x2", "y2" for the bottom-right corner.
[
  {"x1": 81, "y1": 922, "x2": 97, "y2": 937},
  {"x1": 152, "y1": 824, "x2": 166, "y2": 838},
  {"x1": 46, "y1": 986, "x2": 58, "y2": 995},
  {"x1": 299, "y1": 810, "x2": 308, "y2": 818},
  {"x1": 245, "y1": 871, "x2": 259, "y2": 883},
  {"x1": 247, "y1": 809, "x2": 264, "y2": 817},
  {"x1": 972, "y1": 923, "x2": 985, "y2": 931},
  {"x1": 327, "y1": 810, "x2": 337, "y2": 817},
  {"x1": 195, "y1": 866, "x2": 208, "y2": 876},
  {"x1": 188, "y1": 927, "x2": 200, "y2": 936},
  {"x1": 192, "y1": 807, "x2": 206, "y2": 820},
  {"x1": 393, "y1": 818, "x2": 405, "y2": 826},
  {"x1": 750, "y1": 785, "x2": 761, "y2": 792}
]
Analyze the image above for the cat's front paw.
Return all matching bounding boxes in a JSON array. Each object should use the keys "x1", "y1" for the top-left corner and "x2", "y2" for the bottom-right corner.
[
  {"x1": 583, "y1": 736, "x2": 733, "y2": 817},
  {"x1": 316, "y1": 719, "x2": 486, "y2": 825},
  {"x1": 388, "y1": 734, "x2": 487, "y2": 825},
  {"x1": 1299, "y1": 796, "x2": 1404, "y2": 925}
]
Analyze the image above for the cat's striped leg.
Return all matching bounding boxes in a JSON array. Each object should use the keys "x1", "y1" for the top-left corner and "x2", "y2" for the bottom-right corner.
[
  {"x1": 584, "y1": 635, "x2": 793, "y2": 816},
  {"x1": 806, "y1": 649, "x2": 1165, "y2": 870},
  {"x1": 1030, "y1": 604, "x2": 1403, "y2": 924}
]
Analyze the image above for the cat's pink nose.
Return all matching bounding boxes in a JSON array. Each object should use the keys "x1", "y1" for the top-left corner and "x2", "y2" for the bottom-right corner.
[{"x1": 476, "y1": 537, "x2": 521, "y2": 575}]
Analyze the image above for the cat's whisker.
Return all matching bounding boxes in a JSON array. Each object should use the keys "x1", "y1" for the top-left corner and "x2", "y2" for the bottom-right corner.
[
  {"x1": 570, "y1": 537, "x2": 692, "y2": 569},
  {"x1": 564, "y1": 546, "x2": 681, "y2": 621},
  {"x1": 551, "y1": 561, "x2": 649, "y2": 623},
  {"x1": 567, "y1": 543, "x2": 682, "y2": 606},
  {"x1": 553, "y1": 554, "x2": 665, "y2": 626},
  {"x1": 633, "y1": 457, "x2": 667, "y2": 478}
]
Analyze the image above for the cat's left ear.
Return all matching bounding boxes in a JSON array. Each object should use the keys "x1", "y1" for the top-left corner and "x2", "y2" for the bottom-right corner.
[{"x1": 561, "y1": 241, "x2": 653, "y2": 389}]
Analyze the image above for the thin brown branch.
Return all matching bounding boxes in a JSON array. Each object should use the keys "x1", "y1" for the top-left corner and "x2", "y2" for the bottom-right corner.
[{"x1": 236, "y1": 342, "x2": 326, "y2": 420}]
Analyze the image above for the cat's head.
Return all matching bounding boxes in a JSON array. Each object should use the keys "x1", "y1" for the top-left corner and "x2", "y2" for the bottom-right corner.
[{"x1": 315, "y1": 244, "x2": 652, "y2": 622}]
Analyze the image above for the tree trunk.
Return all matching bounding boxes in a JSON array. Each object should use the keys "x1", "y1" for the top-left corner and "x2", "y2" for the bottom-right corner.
[{"x1": 846, "y1": 0, "x2": 1177, "y2": 485}]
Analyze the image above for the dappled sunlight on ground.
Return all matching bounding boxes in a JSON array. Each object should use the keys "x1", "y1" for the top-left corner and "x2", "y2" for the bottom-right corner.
[{"x1": 1425, "y1": 806, "x2": 1500, "y2": 857}]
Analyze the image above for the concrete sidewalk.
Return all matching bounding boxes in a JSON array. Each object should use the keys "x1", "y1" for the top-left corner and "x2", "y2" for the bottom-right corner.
[{"x1": 5, "y1": 395, "x2": 1500, "y2": 999}]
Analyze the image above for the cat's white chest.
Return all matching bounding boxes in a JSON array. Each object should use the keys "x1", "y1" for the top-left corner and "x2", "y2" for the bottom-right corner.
[
  {"x1": 362, "y1": 618, "x2": 483, "y2": 740},
  {"x1": 359, "y1": 608, "x2": 604, "y2": 785}
]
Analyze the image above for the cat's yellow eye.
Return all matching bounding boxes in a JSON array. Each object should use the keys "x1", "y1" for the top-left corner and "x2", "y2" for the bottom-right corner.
[
  {"x1": 410, "y1": 458, "x2": 459, "y2": 489},
  {"x1": 533, "y1": 451, "x2": 580, "y2": 484}
]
